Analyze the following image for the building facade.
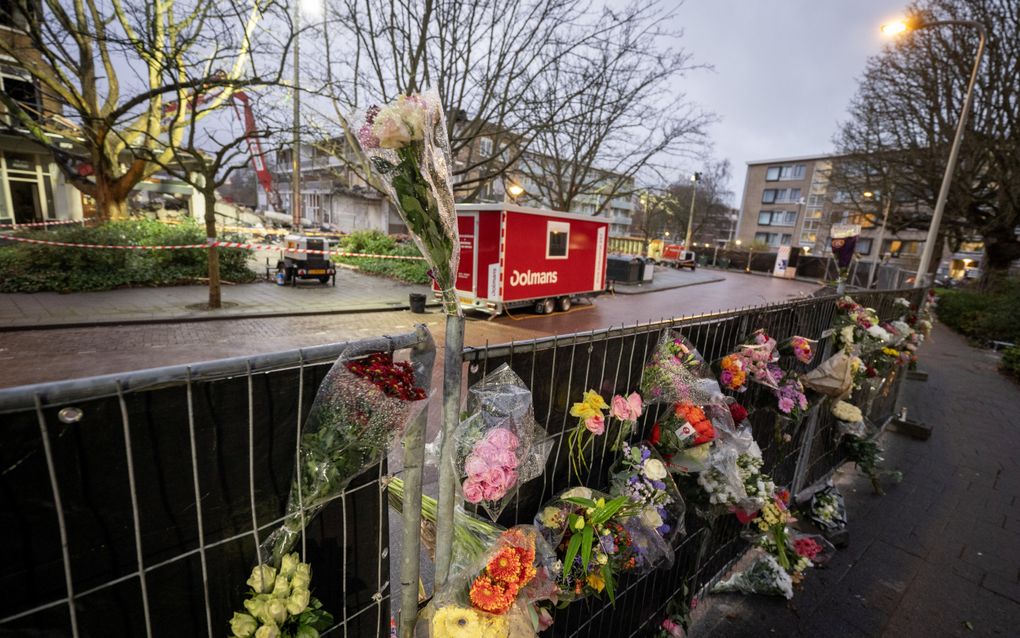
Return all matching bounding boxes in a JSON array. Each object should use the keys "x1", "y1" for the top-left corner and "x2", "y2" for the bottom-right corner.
[{"x1": 736, "y1": 154, "x2": 930, "y2": 274}]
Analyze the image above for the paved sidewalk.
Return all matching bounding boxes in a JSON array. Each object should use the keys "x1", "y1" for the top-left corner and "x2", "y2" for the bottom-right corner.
[
  {"x1": 0, "y1": 268, "x2": 437, "y2": 329},
  {"x1": 691, "y1": 325, "x2": 1020, "y2": 637}
]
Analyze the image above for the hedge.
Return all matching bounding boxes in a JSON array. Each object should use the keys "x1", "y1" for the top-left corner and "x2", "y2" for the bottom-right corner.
[{"x1": 333, "y1": 230, "x2": 430, "y2": 285}]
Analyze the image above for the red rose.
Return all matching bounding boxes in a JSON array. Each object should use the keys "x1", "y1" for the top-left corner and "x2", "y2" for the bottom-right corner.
[
  {"x1": 650, "y1": 422, "x2": 661, "y2": 445},
  {"x1": 729, "y1": 403, "x2": 748, "y2": 424}
]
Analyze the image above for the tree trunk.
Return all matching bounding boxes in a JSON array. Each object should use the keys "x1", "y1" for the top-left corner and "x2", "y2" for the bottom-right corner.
[
  {"x1": 204, "y1": 188, "x2": 221, "y2": 309},
  {"x1": 93, "y1": 173, "x2": 130, "y2": 221}
]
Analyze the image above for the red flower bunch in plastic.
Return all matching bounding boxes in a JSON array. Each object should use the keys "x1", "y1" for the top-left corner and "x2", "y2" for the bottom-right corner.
[
  {"x1": 346, "y1": 352, "x2": 427, "y2": 401},
  {"x1": 728, "y1": 402, "x2": 749, "y2": 424},
  {"x1": 469, "y1": 529, "x2": 537, "y2": 614},
  {"x1": 793, "y1": 537, "x2": 823, "y2": 561}
]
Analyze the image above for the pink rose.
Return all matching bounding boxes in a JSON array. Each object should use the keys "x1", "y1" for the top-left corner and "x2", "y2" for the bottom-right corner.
[
  {"x1": 473, "y1": 440, "x2": 499, "y2": 459},
  {"x1": 492, "y1": 449, "x2": 519, "y2": 470},
  {"x1": 610, "y1": 392, "x2": 643, "y2": 422},
  {"x1": 584, "y1": 414, "x2": 605, "y2": 435},
  {"x1": 485, "y1": 428, "x2": 520, "y2": 450},
  {"x1": 464, "y1": 453, "x2": 489, "y2": 478},
  {"x1": 462, "y1": 479, "x2": 484, "y2": 503}
]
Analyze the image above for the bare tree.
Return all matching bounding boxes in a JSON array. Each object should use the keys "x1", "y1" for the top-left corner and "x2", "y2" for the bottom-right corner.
[
  {"x1": 0, "y1": 0, "x2": 288, "y2": 219},
  {"x1": 631, "y1": 160, "x2": 733, "y2": 247},
  {"x1": 834, "y1": 0, "x2": 1020, "y2": 284},
  {"x1": 516, "y1": 3, "x2": 713, "y2": 214}
]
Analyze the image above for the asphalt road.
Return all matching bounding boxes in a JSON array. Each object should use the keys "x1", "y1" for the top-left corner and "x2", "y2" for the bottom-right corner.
[{"x1": 0, "y1": 271, "x2": 819, "y2": 388}]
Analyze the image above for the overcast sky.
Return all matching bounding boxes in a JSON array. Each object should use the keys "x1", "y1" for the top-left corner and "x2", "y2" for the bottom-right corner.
[{"x1": 670, "y1": 0, "x2": 911, "y2": 204}]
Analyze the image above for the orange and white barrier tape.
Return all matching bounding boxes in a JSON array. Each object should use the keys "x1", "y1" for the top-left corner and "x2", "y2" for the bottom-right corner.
[{"x1": 0, "y1": 233, "x2": 426, "y2": 260}]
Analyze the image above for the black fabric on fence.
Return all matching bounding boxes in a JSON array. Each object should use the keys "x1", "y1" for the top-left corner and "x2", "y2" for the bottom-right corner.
[{"x1": 0, "y1": 362, "x2": 389, "y2": 638}]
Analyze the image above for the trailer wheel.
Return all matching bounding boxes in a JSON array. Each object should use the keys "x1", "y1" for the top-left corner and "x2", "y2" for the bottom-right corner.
[
  {"x1": 556, "y1": 297, "x2": 572, "y2": 312},
  {"x1": 534, "y1": 298, "x2": 554, "y2": 314}
]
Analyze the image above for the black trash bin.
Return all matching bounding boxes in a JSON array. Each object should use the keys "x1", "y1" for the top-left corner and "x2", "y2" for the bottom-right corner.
[
  {"x1": 607, "y1": 255, "x2": 642, "y2": 284},
  {"x1": 409, "y1": 293, "x2": 427, "y2": 313}
]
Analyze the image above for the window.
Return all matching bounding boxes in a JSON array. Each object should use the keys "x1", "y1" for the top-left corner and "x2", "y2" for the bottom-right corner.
[
  {"x1": 1, "y1": 0, "x2": 31, "y2": 29},
  {"x1": 0, "y1": 71, "x2": 40, "y2": 123},
  {"x1": 883, "y1": 239, "x2": 920, "y2": 257},
  {"x1": 478, "y1": 137, "x2": 493, "y2": 157},
  {"x1": 779, "y1": 164, "x2": 805, "y2": 180},
  {"x1": 857, "y1": 238, "x2": 873, "y2": 255},
  {"x1": 546, "y1": 221, "x2": 569, "y2": 259},
  {"x1": 780, "y1": 210, "x2": 798, "y2": 226},
  {"x1": 765, "y1": 166, "x2": 781, "y2": 181},
  {"x1": 849, "y1": 212, "x2": 876, "y2": 228},
  {"x1": 774, "y1": 188, "x2": 801, "y2": 203},
  {"x1": 758, "y1": 211, "x2": 772, "y2": 225},
  {"x1": 781, "y1": 234, "x2": 792, "y2": 246},
  {"x1": 755, "y1": 232, "x2": 780, "y2": 247},
  {"x1": 761, "y1": 189, "x2": 777, "y2": 204}
]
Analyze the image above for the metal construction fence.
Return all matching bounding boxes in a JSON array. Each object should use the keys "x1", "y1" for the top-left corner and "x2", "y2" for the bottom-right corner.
[
  {"x1": 461, "y1": 287, "x2": 924, "y2": 637},
  {"x1": 0, "y1": 328, "x2": 435, "y2": 638},
  {"x1": 0, "y1": 288, "x2": 922, "y2": 638}
]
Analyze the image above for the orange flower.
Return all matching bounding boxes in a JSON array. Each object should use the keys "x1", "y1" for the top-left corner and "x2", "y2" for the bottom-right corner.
[
  {"x1": 486, "y1": 548, "x2": 522, "y2": 584},
  {"x1": 675, "y1": 403, "x2": 715, "y2": 445},
  {"x1": 469, "y1": 575, "x2": 517, "y2": 614}
]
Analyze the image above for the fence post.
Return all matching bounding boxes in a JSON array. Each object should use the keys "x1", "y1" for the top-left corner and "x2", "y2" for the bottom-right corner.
[{"x1": 399, "y1": 325, "x2": 436, "y2": 638}]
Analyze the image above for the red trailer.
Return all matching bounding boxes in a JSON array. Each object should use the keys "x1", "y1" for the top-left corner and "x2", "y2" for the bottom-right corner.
[{"x1": 450, "y1": 203, "x2": 609, "y2": 315}]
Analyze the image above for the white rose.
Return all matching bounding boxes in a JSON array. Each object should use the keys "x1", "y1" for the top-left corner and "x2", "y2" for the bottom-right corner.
[
  {"x1": 279, "y1": 553, "x2": 300, "y2": 579},
  {"x1": 265, "y1": 599, "x2": 288, "y2": 625},
  {"x1": 867, "y1": 325, "x2": 892, "y2": 343},
  {"x1": 229, "y1": 612, "x2": 258, "y2": 638},
  {"x1": 271, "y1": 574, "x2": 290, "y2": 598},
  {"x1": 255, "y1": 624, "x2": 280, "y2": 638},
  {"x1": 840, "y1": 325, "x2": 855, "y2": 346},
  {"x1": 246, "y1": 565, "x2": 277, "y2": 594},
  {"x1": 286, "y1": 587, "x2": 311, "y2": 615},
  {"x1": 640, "y1": 507, "x2": 664, "y2": 530},
  {"x1": 290, "y1": 563, "x2": 311, "y2": 591},
  {"x1": 643, "y1": 458, "x2": 667, "y2": 481}
]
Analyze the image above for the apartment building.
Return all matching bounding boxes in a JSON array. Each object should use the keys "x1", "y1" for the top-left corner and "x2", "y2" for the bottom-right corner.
[{"x1": 736, "y1": 154, "x2": 929, "y2": 271}]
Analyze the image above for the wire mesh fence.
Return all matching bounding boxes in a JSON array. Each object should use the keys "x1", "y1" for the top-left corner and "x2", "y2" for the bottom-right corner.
[
  {"x1": 0, "y1": 329, "x2": 433, "y2": 638},
  {"x1": 461, "y1": 287, "x2": 924, "y2": 637}
]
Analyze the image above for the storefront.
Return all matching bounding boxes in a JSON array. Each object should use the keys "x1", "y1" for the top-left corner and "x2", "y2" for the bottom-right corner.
[{"x1": 0, "y1": 144, "x2": 83, "y2": 226}]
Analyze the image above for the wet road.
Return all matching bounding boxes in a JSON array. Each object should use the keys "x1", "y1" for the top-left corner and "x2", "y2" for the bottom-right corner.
[{"x1": 0, "y1": 272, "x2": 819, "y2": 388}]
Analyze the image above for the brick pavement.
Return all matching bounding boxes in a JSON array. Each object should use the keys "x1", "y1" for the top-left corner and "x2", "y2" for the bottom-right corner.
[{"x1": 690, "y1": 325, "x2": 1020, "y2": 637}]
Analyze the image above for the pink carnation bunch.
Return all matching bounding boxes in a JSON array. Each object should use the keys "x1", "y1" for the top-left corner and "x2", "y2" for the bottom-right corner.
[{"x1": 462, "y1": 428, "x2": 520, "y2": 504}]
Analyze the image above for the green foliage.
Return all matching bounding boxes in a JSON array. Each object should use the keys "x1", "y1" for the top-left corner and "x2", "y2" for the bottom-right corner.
[
  {"x1": 0, "y1": 219, "x2": 257, "y2": 293},
  {"x1": 936, "y1": 278, "x2": 1020, "y2": 344},
  {"x1": 1000, "y1": 345, "x2": 1020, "y2": 382},
  {"x1": 333, "y1": 229, "x2": 430, "y2": 284}
]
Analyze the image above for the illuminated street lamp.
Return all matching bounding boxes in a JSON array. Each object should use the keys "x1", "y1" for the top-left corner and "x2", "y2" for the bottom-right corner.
[
  {"x1": 683, "y1": 172, "x2": 702, "y2": 249},
  {"x1": 505, "y1": 182, "x2": 525, "y2": 202},
  {"x1": 881, "y1": 17, "x2": 986, "y2": 287}
]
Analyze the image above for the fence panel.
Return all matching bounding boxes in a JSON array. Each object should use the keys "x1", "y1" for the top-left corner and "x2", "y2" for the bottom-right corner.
[
  {"x1": 0, "y1": 329, "x2": 433, "y2": 638},
  {"x1": 462, "y1": 289, "x2": 919, "y2": 636}
]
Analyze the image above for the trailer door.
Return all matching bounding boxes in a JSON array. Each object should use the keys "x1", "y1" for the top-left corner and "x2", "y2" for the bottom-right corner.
[{"x1": 455, "y1": 212, "x2": 477, "y2": 299}]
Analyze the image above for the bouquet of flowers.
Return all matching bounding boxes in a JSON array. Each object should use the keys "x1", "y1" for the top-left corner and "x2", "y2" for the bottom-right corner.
[
  {"x1": 650, "y1": 400, "x2": 745, "y2": 474},
  {"x1": 711, "y1": 550, "x2": 794, "y2": 599},
  {"x1": 609, "y1": 442, "x2": 686, "y2": 541},
  {"x1": 697, "y1": 442, "x2": 776, "y2": 519},
  {"x1": 566, "y1": 389, "x2": 643, "y2": 481},
  {"x1": 640, "y1": 332, "x2": 719, "y2": 405},
  {"x1": 833, "y1": 296, "x2": 891, "y2": 353},
  {"x1": 356, "y1": 91, "x2": 460, "y2": 314},
  {"x1": 800, "y1": 351, "x2": 856, "y2": 399},
  {"x1": 261, "y1": 350, "x2": 428, "y2": 565},
  {"x1": 779, "y1": 336, "x2": 817, "y2": 364},
  {"x1": 717, "y1": 330, "x2": 781, "y2": 392},
  {"x1": 453, "y1": 364, "x2": 550, "y2": 520},
  {"x1": 535, "y1": 487, "x2": 669, "y2": 603},
  {"x1": 769, "y1": 365, "x2": 810, "y2": 423},
  {"x1": 808, "y1": 484, "x2": 848, "y2": 533},
  {"x1": 421, "y1": 527, "x2": 543, "y2": 638},
  {"x1": 229, "y1": 553, "x2": 333, "y2": 638}
]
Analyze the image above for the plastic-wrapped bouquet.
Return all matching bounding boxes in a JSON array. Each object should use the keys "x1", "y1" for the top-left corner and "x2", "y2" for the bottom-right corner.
[
  {"x1": 780, "y1": 336, "x2": 817, "y2": 364},
  {"x1": 419, "y1": 526, "x2": 545, "y2": 638},
  {"x1": 808, "y1": 484, "x2": 848, "y2": 533},
  {"x1": 261, "y1": 350, "x2": 428, "y2": 564},
  {"x1": 453, "y1": 364, "x2": 550, "y2": 520},
  {"x1": 355, "y1": 90, "x2": 460, "y2": 314},
  {"x1": 718, "y1": 330, "x2": 781, "y2": 392},
  {"x1": 609, "y1": 442, "x2": 686, "y2": 541},
  {"x1": 697, "y1": 442, "x2": 776, "y2": 519},
  {"x1": 650, "y1": 400, "x2": 745, "y2": 474},
  {"x1": 535, "y1": 487, "x2": 669, "y2": 603},
  {"x1": 833, "y1": 296, "x2": 891, "y2": 353},
  {"x1": 769, "y1": 364, "x2": 810, "y2": 431},
  {"x1": 800, "y1": 351, "x2": 856, "y2": 399},
  {"x1": 640, "y1": 332, "x2": 719, "y2": 405},
  {"x1": 229, "y1": 553, "x2": 333, "y2": 638},
  {"x1": 711, "y1": 550, "x2": 794, "y2": 599}
]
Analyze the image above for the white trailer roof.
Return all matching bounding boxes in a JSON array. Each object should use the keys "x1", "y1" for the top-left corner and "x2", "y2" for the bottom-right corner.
[{"x1": 455, "y1": 203, "x2": 609, "y2": 224}]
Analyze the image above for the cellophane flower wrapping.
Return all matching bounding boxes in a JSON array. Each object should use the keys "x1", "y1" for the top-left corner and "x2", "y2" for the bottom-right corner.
[
  {"x1": 769, "y1": 365, "x2": 809, "y2": 422},
  {"x1": 788, "y1": 530, "x2": 836, "y2": 568},
  {"x1": 833, "y1": 296, "x2": 891, "y2": 355},
  {"x1": 653, "y1": 402, "x2": 738, "y2": 474},
  {"x1": 640, "y1": 332, "x2": 719, "y2": 405},
  {"x1": 417, "y1": 526, "x2": 550, "y2": 638},
  {"x1": 354, "y1": 90, "x2": 461, "y2": 315},
  {"x1": 808, "y1": 484, "x2": 848, "y2": 532},
  {"x1": 610, "y1": 442, "x2": 687, "y2": 541},
  {"x1": 697, "y1": 441, "x2": 776, "y2": 518},
  {"x1": 261, "y1": 350, "x2": 428, "y2": 565},
  {"x1": 711, "y1": 550, "x2": 794, "y2": 599},
  {"x1": 453, "y1": 364, "x2": 551, "y2": 521},
  {"x1": 717, "y1": 330, "x2": 781, "y2": 393},
  {"x1": 534, "y1": 487, "x2": 670, "y2": 603},
  {"x1": 780, "y1": 335, "x2": 818, "y2": 365}
]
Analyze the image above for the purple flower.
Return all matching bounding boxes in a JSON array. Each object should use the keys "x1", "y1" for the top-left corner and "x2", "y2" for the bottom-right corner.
[{"x1": 778, "y1": 397, "x2": 795, "y2": 413}]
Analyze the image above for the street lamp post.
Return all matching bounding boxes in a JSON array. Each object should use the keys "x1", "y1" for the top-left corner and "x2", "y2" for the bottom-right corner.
[
  {"x1": 882, "y1": 18, "x2": 986, "y2": 288},
  {"x1": 683, "y1": 172, "x2": 702, "y2": 249},
  {"x1": 291, "y1": 1, "x2": 302, "y2": 227},
  {"x1": 865, "y1": 191, "x2": 894, "y2": 289}
]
